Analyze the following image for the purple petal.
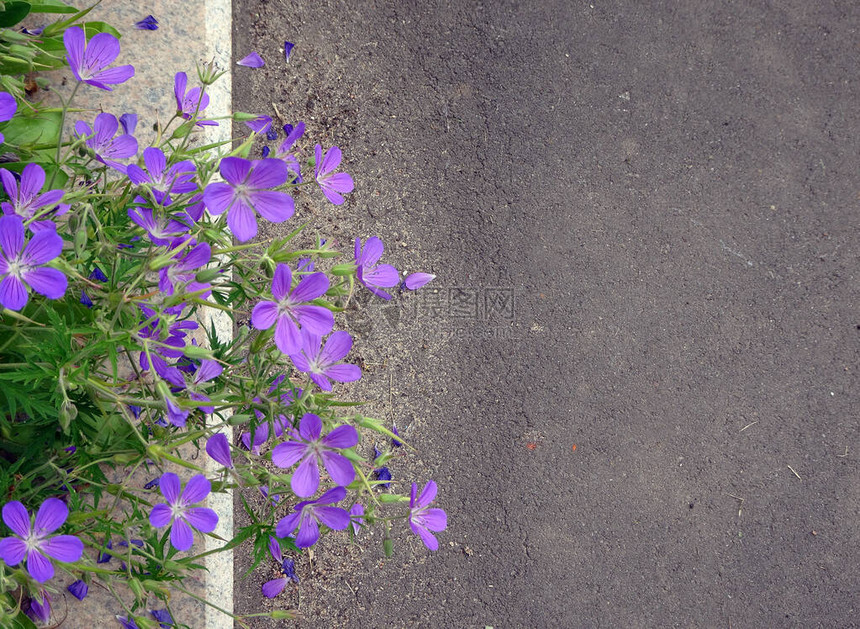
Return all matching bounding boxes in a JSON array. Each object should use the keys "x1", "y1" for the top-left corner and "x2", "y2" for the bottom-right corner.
[
  {"x1": 268, "y1": 536, "x2": 282, "y2": 562},
  {"x1": 320, "y1": 450, "x2": 355, "y2": 487},
  {"x1": 357, "y1": 237, "x2": 384, "y2": 267},
  {"x1": 294, "y1": 513, "x2": 320, "y2": 548},
  {"x1": 63, "y1": 27, "x2": 85, "y2": 77},
  {"x1": 0, "y1": 214, "x2": 24, "y2": 258},
  {"x1": 40, "y1": 535, "x2": 83, "y2": 562},
  {"x1": 271, "y1": 441, "x2": 308, "y2": 469},
  {"x1": 181, "y1": 475, "x2": 211, "y2": 506},
  {"x1": 319, "y1": 185, "x2": 345, "y2": 206},
  {"x1": 291, "y1": 456, "x2": 320, "y2": 497},
  {"x1": 262, "y1": 578, "x2": 287, "y2": 598},
  {"x1": 219, "y1": 156, "x2": 252, "y2": 185},
  {"x1": 321, "y1": 425, "x2": 358, "y2": 449},
  {"x1": 324, "y1": 363, "x2": 361, "y2": 384},
  {"x1": 245, "y1": 115, "x2": 272, "y2": 134},
  {"x1": 320, "y1": 331, "x2": 353, "y2": 364},
  {"x1": 142, "y1": 147, "x2": 166, "y2": 180},
  {"x1": 405, "y1": 272, "x2": 435, "y2": 290},
  {"x1": 183, "y1": 507, "x2": 218, "y2": 533},
  {"x1": 290, "y1": 272, "x2": 329, "y2": 303},
  {"x1": 0, "y1": 537, "x2": 27, "y2": 565},
  {"x1": 315, "y1": 486, "x2": 347, "y2": 505},
  {"x1": 149, "y1": 504, "x2": 172, "y2": 528},
  {"x1": 33, "y1": 498, "x2": 67, "y2": 535},
  {"x1": 271, "y1": 264, "x2": 292, "y2": 300},
  {"x1": 0, "y1": 275, "x2": 28, "y2": 310},
  {"x1": 0, "y1": 92, "x2": 16, "y2": 123},
  {"x1": 19, "y1": 163, "x2": 45, "y2": 201},
  {"x1": 116, "y1": 615, "x2": 140, "y2": 629},
  {"x1": 293, "y1": 305, "x2": 334, "y2": 335},
  {"x1": 226, "y1": 201, "x2": 257, "y2": 242},
  {"x1": 364, "y1": 264, "x2": 400, "y2": 288},
  {"x1": 248, "y1": 159, "x2": 288, "y2": 189},
  {"x1": 251, "y1": 301, "x2": 278, "y2": 330},
  {"x1": 194, "y1": 360, "x2": 222, "y2": 385},
  {"x1": 159, "y1": 472, "x2": 181, "y2": 504},
  {"x1": 319, "y1": 146, "x2": 342, "y2": 175},
  {"x1": 84, "y1": 33, "x2": 120, "y2": 72},
  {"x1": 349, "y1": 504, "x2": 364, "y2": 535},
  {"x1": 274, "y1": 315, "x2": 302, "y2": 355},
  {"x1": 324, "y1": 172, "x2": 354, "y2": 194},
  {"x1": 169, "y1": 517, "x2": 194, "y2": 551},
  {"x1": 202, "y1": 182, "x2": 235, "y2": 215},
  {"x1": 250, "y1": 190, "x2": 294, "y2": 223},
  {"x1": 314, "y1": 506, "x2": 350, "y2": 530},
  {"x1": 237, "y1": 52, "x2": 265, "y2": 68},
  {"x1": 134, "y1": 15, "x2": 159, "y2": 30},
  {"x1": 284, "y1": 41, "x2": 294, "y2": 62},
  {"x1": 420, "y1": 508, "x2": 447, "y2": 532},
  {"x1": 275, "y1": 511, "x2": 300, "y2": 538},
  {"x1": 2, "y1": 501, "x2": 30, "y2": 537},
  {"x1": 120, "y1": 113, "x2": 138, "y2": 135},
  {"x1": 417, "y1": 480, "x2": 438, "y2": 507},
  {"x1": 67, "y1": 579, "x2": 88, "y2": 600},
  {"x1": 27, "y1": 549, "x2": 54, "y2": 582},
  {"x1": 91, "y1": 65, "x2": 135, "y2": 87},
  {"x1": 205, "y1": 433, "x2": 232, "y2": 468},
  {"x1": 414, "y1": 525, "x2": 439, "y2": 551},
  {"x1": 298, "y1": 412, "x2": 322, "y2": 441},
  {"x1": 23, "y1": 267, "x2": 67, "y2": 300},
  {"x1": 21, "y1": 228, "x2": 62, "y2": 265}
]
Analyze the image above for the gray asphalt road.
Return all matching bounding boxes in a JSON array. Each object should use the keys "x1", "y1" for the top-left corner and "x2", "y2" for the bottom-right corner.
[{"x1": 234, "y1": 2, "x2": 860, "y2": 626}]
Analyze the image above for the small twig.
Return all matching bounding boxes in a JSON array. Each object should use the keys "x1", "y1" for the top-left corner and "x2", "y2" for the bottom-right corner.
[
  {"x1": 787, "y1": 465, "x2": 802, "y2": 480},
  {"x1": 739, "y1": 421, "x2": 758, "y2": 432},
  {"x1": 345, "y1": 580, "x2": 357, "y2": 598},
  {"x1": 837, "y1": 446, "x2": 849, "y2": 458},
  {"x1": 726, "y1": 493, "x2": 745, "y2": 517}
]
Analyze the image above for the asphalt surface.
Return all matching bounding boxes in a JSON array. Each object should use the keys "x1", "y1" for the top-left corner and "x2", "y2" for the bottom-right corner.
[{"x1": 234, "y1": 2, "x2": 860, "y2": 627}]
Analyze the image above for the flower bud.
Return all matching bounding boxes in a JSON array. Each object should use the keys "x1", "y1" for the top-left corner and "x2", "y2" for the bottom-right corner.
[
  {"x1": 383, "y1": 538, "x2": 394, "y2": 557},
  {"x1": 128, "y1": 578, "x2": 145, "y2": 602},
  {"x1": 271, "y1": 610, "x2": 298, "y2": 619},
  {"x1": 195, "y1": 268, "x2": 222, "y2": 283},
  {"x1": 330, "y1": 263, "x2": 357, "y2": 276},
  {"x1": 379, "y1": 494, "x2": 408, "y2": 504},
  {"x1": 182, "y1": 343, "x2": 213, "y2": 360},
  {"x1": 232, "y1": 112, "x2": 260, "y2": 121}
]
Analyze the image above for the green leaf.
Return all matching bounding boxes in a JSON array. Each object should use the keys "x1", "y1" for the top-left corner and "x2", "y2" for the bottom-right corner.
[
  {"x1": 1, "y1": 108, "x2": 62, "y2": 148},
  {"x1": 27, "y1": 0, "x2": 79, "y2": 13},
  {"x1": 83, "y1": 21, "x2": 121, "y2": 39},
  {"x1": 0, "y1": 2, "x2": 32, "y2": 28}
]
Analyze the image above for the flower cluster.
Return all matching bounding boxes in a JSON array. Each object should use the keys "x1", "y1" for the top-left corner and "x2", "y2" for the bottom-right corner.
[{"x1": 0, "y1": 16, "x2": 447, "y2": 627}]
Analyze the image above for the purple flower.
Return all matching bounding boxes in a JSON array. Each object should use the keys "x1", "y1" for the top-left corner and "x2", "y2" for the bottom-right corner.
[
  {"x1": 284, "y1": 41, "x2": 295, "y2": 62},
  {"x1": 134, "y1": 15, "x2": 159, "y2": 30},
  {"x1": 144, "y1": 477, "x2": 160, "y2": 490},
  {"x1": 75, "y1": 113, "x2": 138, "y2": 173},
  {"x1": 251, "y1": 264, "x2": 334, "y2": 355},
  {"x1": 271, "y1": 413, "x2": 358, "y2": 497},
  {"x1": 0, "y1": 498, "x2": 84, "y2": 582},
  {"x1": 275, "y1": 486, "x2": 350, "y2": 548},
  {"x1": 262, "y1": 556, "x2": 299, "y2": 598},
  {"x1": 261, "y1": 146, "x2": 271, "y2": 158},
  {"x1": 0, "y1": 91, "x2": 17, "y2": 145},
  {"x1": 268, "y1": 535, "x2": 282, "y2": 562},
  {"x1": 237, "y1": 52, "x2": 265, "y2": 67},
  {"x1": 409, "y1": 481, "x2": 447, "y2": 551},
  {"x1": 203, "y1": 157, "x2": 294, "y2": 242},
  {"x1": 116, "y1": 616, "x2": 140, "y2": 629},
  {"x1": 127, "y1": 147, "x2": 197, "y2": 197},
  {"x1": 314, "y1": 144, "x2": 354, "y2": 205},
  {"x1": 63, "y1": 26, "x2": 134, "y2": 91},
  {"x1": 127, "y1": 206, "x2": 191, "y2": 246},
  {"x1": 1, "y1": 163, "x2": 68, "y2": 228},
  {"x1": 288, "y1": 331, "x2": 361, "y2": 391},
  {"x1": 25, "y1": 591, "x2": 51, "y2": 623},
  {"x1": 189, "y1": 359, "x2": 222, "y2": 413},
  {"x1": 244, "y1": 115, "x2": 272, "y2": 134},
  {"x1": 150, "y1": 609, "x2": 173, "y2": 628},
  {"x1": 173, "y1": 72, "x2": 216, "y2": 126},
  {"x1": 0, "y1": 215, "x2": 67, "y2": 311},
  {"x1": 158, "y1": 240, "x2": 211, "y2": 296},
  {"x1": 404, "y1": 272, "x2": 435, "y2": 290},
  {"x1": 266, "y1": 128, "x2": 278, "y2": 141},
  {"x1": 259, "y1": 485, "x2": 281, "y2": 506},
  {"x1": 137, "y1": 305, "x2": 197, "y2": 387},
  {"x1": 148, "y1": 473, "x2": 218, "y2": 551},
  {"x1": 354, "y1": 237, "x2": 399, "y2": 300},
  {"x1": 373, "y1": 466, "x2": 392, "y2": 489},
  {"x1": 97, "y1": 539, "x2": 113, "y2": 563},
  {"x1": 275, "y1": 122, "x2": 304, "y2": 181},
  {"x1": 205, "y1": 433, "x2": 232, "y2": 468},
  {"x1": 349, "y1": 504, "x2": 364, "y2": 535},
  {"x1": 392, "y1": 423, "x2": 402, "y2": 447},
  {"x1": 68, "y1": 579, "x2": 88, "y2": 600}
]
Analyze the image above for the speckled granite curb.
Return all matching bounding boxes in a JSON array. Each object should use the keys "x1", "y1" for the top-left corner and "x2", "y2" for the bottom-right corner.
[{"x1": 60, "y1": 1, "x2": 234, "y2": 627}]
